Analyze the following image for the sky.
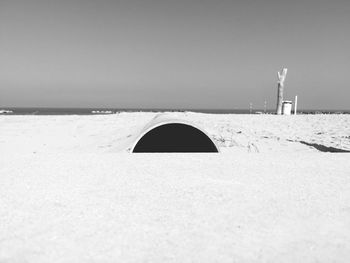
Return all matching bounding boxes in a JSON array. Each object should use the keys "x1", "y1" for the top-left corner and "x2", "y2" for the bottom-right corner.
[{"x1": 1, "y1": 0, "x2": 349, "y2": 110}]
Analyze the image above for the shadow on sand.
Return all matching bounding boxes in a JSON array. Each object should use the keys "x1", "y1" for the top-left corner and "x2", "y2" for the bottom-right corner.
[{"x1": 299, "y1": 141, "x2": 350, "y2": 153}]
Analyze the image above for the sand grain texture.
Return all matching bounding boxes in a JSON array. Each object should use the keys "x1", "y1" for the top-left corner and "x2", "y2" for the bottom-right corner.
[{"x1": 0, "y1": 113, "x2": 349, "y2": 262}]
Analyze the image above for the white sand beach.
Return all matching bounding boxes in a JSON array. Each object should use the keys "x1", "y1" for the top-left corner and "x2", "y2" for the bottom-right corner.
[{"x1": 0, "y1": 112, "x2": 350, "y2": 262}]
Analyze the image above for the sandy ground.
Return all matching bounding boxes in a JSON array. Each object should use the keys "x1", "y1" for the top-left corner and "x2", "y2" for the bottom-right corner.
[
  {"x1": 1, "y1": 112, "x2": 349, "y2": 154},
  {"x1": 0, "y1": 112, "x2": 350, "y2": 262}
]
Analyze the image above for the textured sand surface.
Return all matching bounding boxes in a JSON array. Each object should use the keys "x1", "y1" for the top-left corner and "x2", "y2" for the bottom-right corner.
[
  {"x1": 0, "y1": 112, "x2": 349, "y2": 154},
  {"x1": 0, "y1": 113, "x2": 349, "y2": 262}
]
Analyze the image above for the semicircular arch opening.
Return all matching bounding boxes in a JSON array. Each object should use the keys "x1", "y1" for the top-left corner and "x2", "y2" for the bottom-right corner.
[{"x1": 132, "y1": 123, "x2": 219, "y2": 153}]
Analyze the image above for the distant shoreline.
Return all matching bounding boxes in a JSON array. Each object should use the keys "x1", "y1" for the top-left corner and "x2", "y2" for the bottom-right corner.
[{"x1": 0, "y1": 107, "x2": 349, "y2": 115}]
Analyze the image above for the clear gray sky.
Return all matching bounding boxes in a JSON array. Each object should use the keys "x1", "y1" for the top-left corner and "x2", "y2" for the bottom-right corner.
[{"x1": 1, "y1": 0, "x2": 349, "y2": 109}]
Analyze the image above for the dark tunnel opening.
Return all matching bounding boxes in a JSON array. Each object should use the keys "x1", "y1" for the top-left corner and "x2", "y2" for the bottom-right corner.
[{"x1": 132, "y1": 123, "x2": 219, "y2": 153}]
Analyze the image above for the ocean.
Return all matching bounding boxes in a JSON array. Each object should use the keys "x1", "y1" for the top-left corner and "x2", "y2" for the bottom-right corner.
[{"x1": 1, "y1": 108, "x2": 349, "y2": 115}]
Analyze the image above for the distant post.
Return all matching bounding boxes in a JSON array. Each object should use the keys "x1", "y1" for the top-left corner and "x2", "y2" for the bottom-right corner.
[
  {"x1": 276, "y1": 68, "x2": 288, "y2": 115},
  {"x1": 294, "y1": 95, "x2": 298, "y2": 115}
]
